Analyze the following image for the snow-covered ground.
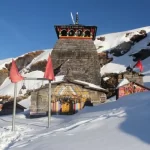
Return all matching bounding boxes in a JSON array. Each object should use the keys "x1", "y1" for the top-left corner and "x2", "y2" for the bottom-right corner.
[{"x1": 0, "y1": 91, "x2": 150, "y2": 150}]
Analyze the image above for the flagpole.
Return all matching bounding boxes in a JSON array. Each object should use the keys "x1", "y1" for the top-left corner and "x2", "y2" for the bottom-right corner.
[
  {"x1": 12, "y1": 83, "x2": 17, "y2": 131},
  {"x1": 48, "y1": 80, "x2": 51, "y2": 128}
]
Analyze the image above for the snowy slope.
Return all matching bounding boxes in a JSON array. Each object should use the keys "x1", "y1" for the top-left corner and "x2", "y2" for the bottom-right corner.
[
  {"x1": 95, "y1": 26, "x2": 150, "y2": 75},
  {"x1": 22, "y1": 49, "x2": 52, "y2": 72},
  {"x1": 0, "y1": 91, "x2": 150, "y2": 150},
  {"x1": 94, "y1": 26, "x2": 150, "y2": 53},
  {"x1": 0, "y1": 49, "x2": 53, "y2": 97}
]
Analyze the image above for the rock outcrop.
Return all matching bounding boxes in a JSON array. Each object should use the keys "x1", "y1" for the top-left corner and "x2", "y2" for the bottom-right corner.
[
  {"x1": 29, "y1": 60, "x2": 47, "y2": 72},
  {"x1": 98, "y1": 51, "x2": 113, "y2": 66},
  {"x1": 130, "y1": 30, "x2": 147, "y2": 43},
  {"x1": 110, "y1": 41, "x2": 133, "y2": 56},
  {"x1": 109, "y1": 30, "x2": 147, "y2": 57},
  {"x1": 0, "y1": 51, "x2": 44, "y2": 87},
  {"x1": 0, "y1": 68, "x2": 9, "y2": 86},
  {"x1": 5, "y1": 51, "x2": 44, "y2": 72},
  {"x1": 97, "y1": 36, "x2": 105, "y2": 41},
  {"x1": 129, "y1": 49, "x2": 150, "y2": 61}
]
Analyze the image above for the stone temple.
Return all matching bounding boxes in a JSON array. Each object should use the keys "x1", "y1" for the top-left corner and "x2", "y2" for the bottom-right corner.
[
  {"x1": 30, "y1": 14, "x2": 107, "y2": 116},
  {"x1": 51, "y1": 14, "x2": 101, "y2": 85}
]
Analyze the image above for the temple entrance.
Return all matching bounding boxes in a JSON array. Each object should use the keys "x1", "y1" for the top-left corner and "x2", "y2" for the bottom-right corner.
[
  {"x1": 52, "y1": 83, "x2": 90, "y2": 114},
  {"x1": 61, "y1": 101, "x2": 74, "y2": 114},
  {"x1": 61, "y1": 102, "x2": 69, "y2": 113}
]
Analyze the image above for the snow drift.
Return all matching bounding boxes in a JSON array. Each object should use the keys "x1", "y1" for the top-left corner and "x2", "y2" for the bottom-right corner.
[{"x1": 0, "y1": 91, "x2": 150, "y2": 150}]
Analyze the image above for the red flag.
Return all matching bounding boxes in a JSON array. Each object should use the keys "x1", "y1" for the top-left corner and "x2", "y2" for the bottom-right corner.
[
  {"x1": 134, "y1": 60, "x2": 143, "y2": 72},
  {"x1": 9, "y1": 59, "x2": 24, "y2": 83},
  {"x1": 44, "y1": 55, "x2": 55, "y2": 80}
]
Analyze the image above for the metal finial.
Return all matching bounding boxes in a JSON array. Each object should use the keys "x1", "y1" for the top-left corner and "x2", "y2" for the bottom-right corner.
[{"x1": 75, "y1": 12, "x2": 79, "y2": 25}]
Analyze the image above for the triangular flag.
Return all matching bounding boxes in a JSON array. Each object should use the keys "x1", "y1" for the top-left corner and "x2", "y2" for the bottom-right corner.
[
  {"x1": 44, "y1": 55, "x2": 55, "y2": 80},
  {"x1": 9, "y1": 59, "x2": 24, "y2": 83},
  {"x1": 134, "y1": 60, "x2": 143, "y2": 72}
]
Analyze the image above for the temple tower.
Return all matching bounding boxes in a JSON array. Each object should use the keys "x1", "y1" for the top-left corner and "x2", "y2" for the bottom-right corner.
[{"x1": 51, "y1": 13, "x2": 101, "y2": 85}]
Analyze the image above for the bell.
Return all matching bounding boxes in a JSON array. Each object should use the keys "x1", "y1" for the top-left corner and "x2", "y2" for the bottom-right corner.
[{"x1": 21, "y1": 83, "x2": 26, "y2": 90}]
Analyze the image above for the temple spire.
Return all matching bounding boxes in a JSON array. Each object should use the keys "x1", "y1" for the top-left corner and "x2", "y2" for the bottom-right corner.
[{"x1": 75, "y1": 12, "x2": 79, "y2": 25}]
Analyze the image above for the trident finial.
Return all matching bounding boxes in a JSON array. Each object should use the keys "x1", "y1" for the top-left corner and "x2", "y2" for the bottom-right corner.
[
  {"x1": 75, "y1": 12, "x2": 79, "y2": 25},
  {"x1": 71, "y1": 12, "x2": 75, "y2": 24}
]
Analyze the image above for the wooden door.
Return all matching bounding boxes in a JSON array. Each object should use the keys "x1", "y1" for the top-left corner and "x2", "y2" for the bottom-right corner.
[{"x1": 61, "y1": 102, "x2": 70, "y2": 113}]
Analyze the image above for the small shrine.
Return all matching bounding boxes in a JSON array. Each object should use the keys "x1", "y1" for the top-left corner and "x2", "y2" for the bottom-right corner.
[{"x1": 116, "y1": 78, "x2": 150, "y2": 99}]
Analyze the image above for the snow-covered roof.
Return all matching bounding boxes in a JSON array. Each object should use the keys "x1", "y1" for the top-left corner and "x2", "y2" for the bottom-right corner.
[
  {"x1": 51, "y1": 75, "x2": 65, "y2": 84},
  {"x1": 74, "y1": 80, "x2": 107, "y2": 92},
  {"x1": 116, "y1": 78, "x2": 130, "y2": 89},
  {"x1": 51, "y1": 78, "x2": 108, "y2": 92}
]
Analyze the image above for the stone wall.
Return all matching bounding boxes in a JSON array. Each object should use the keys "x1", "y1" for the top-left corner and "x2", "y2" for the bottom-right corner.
[
  {"x1": 30, "y1": 90, "x2": 48, "y2": 114},
  {"x1": 118, "y1": 71, "x2": 143, "y2": 85},
  {"x1": 30, "y1": 83, "x2": 107, "y2": 115},
  {"x1": 51, "y1": 39, "x2": 101, "y2": 85}
]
